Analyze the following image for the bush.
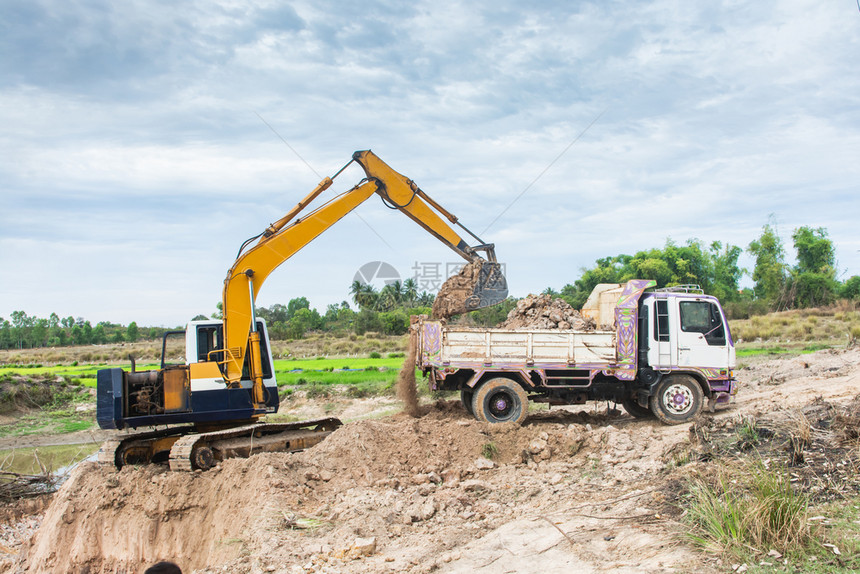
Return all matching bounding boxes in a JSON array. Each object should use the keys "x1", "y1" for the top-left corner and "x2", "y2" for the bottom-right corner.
[
  {"x1": 686, "y1": 464, "x2": 810, "y2": 556},
  {"x1": 841, "y1": 275, "x2": 860, "y2": 300},
  {"x1": 305, "y1": 382, "x2": 330, "y2": 399},
  {"x1": 368, "y1": 351, "x2": 382, "y2": 359}
]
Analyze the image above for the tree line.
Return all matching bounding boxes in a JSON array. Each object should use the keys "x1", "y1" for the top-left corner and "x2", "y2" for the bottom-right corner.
[
  {"x1": 556, "y1": 223, "x2": 858, "y2": 319},
  {"x1": 3, "y1": 222, "x2": 858, "y2": 349},
  {"x1": 0, "y1": 312, "x2": 154, "y2": 350}
]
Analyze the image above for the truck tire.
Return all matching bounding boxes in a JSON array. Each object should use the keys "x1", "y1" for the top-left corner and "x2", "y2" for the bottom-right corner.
[
  {"x1": 472, "y1": 378, "x2": 529, "y2": 425},
  {"x1": 622, "y1": 395, "x2": 653, "y2": 419},
  {"x1": 460, "y1": 388, "x2": 474, "y2": 416},
  {"x1": 649, "y1": 374, "x2": 703, "y2": 424}
]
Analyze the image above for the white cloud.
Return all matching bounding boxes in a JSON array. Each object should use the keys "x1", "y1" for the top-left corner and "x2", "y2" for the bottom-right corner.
[{"x1": 1, "y1": 0, "x2": 859, "y2": 325}]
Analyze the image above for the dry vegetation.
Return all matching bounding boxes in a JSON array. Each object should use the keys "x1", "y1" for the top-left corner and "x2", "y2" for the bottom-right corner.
[
  {"x1": 1, "y1": 301, "x2": 858, "y2": 369},
  {"x1": 732, "y1": 300, "x2": 860, "y2": 348},
  {"x1": 0, "y1": 332, "x2": 409, "y2": 367}
]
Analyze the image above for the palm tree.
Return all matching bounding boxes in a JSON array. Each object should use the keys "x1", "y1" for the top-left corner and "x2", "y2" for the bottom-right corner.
[
  {"x1": 350, "y1": 280, "x2": 378, "y2": 310},
  {"x1": 402, "y1": 278, "x2": 418, "y2": 307}
]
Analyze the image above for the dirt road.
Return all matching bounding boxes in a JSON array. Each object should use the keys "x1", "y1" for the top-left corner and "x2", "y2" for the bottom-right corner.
[{"x1": 4, "y1": 347, "x2": 860, "y2": 574}]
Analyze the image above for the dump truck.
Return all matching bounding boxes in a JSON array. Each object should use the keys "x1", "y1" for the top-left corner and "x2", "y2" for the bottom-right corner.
[{"x1": 413, "y1": 280, "x2": 737, "y2": 425}]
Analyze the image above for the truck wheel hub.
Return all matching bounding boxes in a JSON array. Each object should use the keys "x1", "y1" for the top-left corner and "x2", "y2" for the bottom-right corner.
[
  {"x1": 663, "y1": 384, "x2": 692, "y2": 413},
  {"x1": 489, "y1": 393, "x2": 512, "y2": 417}
]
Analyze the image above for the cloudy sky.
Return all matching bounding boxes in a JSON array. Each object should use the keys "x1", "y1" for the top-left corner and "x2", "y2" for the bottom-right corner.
[{"x1": 1, "y1": 0, "x2": 859, "y2": 327}]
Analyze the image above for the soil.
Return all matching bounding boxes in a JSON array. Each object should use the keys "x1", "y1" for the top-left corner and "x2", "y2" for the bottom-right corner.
[
  {"x1": 395, "y1": 335, "x2": 419, "y2": 418},
  {"x1": 3, "y1": 347, "x2": 860, "y2": 574},
  {"x1": 431, "y1": 262, "x2": 485, "y2": 319},
  {"x1": 496, "y1": 293, "x2": 596, "y2": 330}
]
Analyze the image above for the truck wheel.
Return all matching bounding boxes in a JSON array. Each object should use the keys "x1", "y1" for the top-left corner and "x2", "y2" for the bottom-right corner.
[
  {"x1": 472, "y1": 378, "x2": 529, "y2": 425},
  {"x1": 622, "y1": 395, "x2": 653, "y2": 419},
  {"x1": 460, "y1": 388, "x2": 474, "y2": 415},
  {"x1": 649, "y1": 375, "x2": 703, "y2": 424}
]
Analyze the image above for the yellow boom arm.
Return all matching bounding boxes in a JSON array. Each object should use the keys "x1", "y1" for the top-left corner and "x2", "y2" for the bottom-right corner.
[{"x1": 220, "y1": 150, "x2": 506, "y2": 397}]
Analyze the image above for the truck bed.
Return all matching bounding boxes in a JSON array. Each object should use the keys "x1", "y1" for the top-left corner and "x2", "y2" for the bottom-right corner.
[{"x1": 419, "y1": 322, "x2": 617, "y2": 368}]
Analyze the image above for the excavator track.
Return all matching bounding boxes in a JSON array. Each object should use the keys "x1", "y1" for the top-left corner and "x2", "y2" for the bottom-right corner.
[
  {"x1": 168, "y1": 417, "x2": 342, "y2": 471},
  {"x1": 98, "y1": 427, "x2": 191, "y2": 469}
]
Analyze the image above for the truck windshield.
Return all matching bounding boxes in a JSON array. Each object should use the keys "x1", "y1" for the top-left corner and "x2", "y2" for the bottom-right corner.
[{"x1": 679, "y1": 301, "x2": 726, "y2": 346}]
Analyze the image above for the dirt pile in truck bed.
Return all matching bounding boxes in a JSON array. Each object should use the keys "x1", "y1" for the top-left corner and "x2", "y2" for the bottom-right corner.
[{"x1": 497, "y1": 293, "x2": 596, "y2": 330}]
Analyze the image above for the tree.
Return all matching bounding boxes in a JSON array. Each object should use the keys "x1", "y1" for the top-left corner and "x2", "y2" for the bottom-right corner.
[
  {"x1": 286, "y1": 297, "x2": 310, "y2": 319},
  {"x1": 708, "y1": 241, "x2": 743, "y2": 301},
  {"x1": 354, "y1": 308, "x2": 383, "y2": 335},
  {"x1": 842, "y1": 276, "x2": 860, "y2": 300},
  {"x1": 379, "y1": 309, "x2": 410, "y2": 335},
  {"x1": 91, "y1": 324, "x2": 107, "y2": 345},
  {"x1": 10, "y1": 310, "x2": 33, "y2": 349},
  {"x1": 126, "y1": 321, "x2": 140, "y2": 343},
  {"x1": 788, "y1": 226, "x2": 838, "y2": 308},
  {"x1": 350, "y1": 281, "x2": 378, "y2": 310},
  {"x1": 402, "y1": 278, "x2": 418, "y2": 307},
  {"x1": 747, "y1": 222, "x2": 787, "y2": 304},
  {"x1": 792, "y1": 226, "x2": 836, "y2": 275},
  {"x1": 30, "y1": 318, "x2": 48, "y2": 347}
]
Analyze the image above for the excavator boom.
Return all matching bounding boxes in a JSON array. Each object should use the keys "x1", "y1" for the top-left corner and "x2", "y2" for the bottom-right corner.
[{"x1": 222, "y1": 150, "x2": 508, "y2": 388}]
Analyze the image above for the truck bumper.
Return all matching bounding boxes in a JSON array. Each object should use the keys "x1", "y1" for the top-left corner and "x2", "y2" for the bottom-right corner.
[{"x1": 708, "y1": 378, "x2": 738, "y2": 411}]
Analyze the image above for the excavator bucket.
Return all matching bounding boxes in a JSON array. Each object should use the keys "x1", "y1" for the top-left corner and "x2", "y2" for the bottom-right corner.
[
  {"x1": 432, "y1": 261, "x2": 508, "y2": 318},
  {"x1": 466, "y1": 261, "x2": 508, "y2": 310}
]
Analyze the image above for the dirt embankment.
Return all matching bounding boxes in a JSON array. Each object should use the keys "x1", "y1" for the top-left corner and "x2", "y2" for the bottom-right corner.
[
  {"x1": 6, "y1": 347, "x2": 860, "y2": 574},
  {"x1": 14, "y1": 404, "x2": 689, "y2": 574}
]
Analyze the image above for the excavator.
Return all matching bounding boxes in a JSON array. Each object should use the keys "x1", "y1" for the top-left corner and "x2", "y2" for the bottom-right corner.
[{"x1": 96, "y1": 150, "x2": 508, "y2": 471}]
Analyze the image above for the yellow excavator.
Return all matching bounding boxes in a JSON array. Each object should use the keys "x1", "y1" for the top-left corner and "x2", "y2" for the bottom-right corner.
[{"x1": 96, "y1": 150, "x2": 507, "y2": 470}]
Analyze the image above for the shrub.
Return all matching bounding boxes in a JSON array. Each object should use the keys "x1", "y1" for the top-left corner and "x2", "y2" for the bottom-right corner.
[
  {"x1": 305, "y1": 382, "x2": 330, "y2": 399},
  {"x1": 368, "y1": 351, "x2": 382, "y2": 359},
  {"x1": 686, "y1": 464, "x2": 810, "y2": 556},
  {"x1": 481, "y1": 442, "x2": 499, "y2": 460}
]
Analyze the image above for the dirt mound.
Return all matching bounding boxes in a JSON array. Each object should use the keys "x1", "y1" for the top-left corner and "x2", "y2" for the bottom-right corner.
[
  {"x1": 498, "y1": 293, "x2": 596, "y2": 330},
  {"x1": 14, "y1": 347, "x2": 860, "y2": 573},
  {"x1": 17, "y1": 404, "x2": 666, "y2": 573},
  {"x1": 0, "y1": 377, "x2": 57, "y2": 415}
]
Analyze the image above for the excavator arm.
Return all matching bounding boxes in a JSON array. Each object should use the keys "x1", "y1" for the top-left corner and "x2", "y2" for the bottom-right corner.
[{"x1": 220, "y1": 150, "x2": 508, "y2": 395}]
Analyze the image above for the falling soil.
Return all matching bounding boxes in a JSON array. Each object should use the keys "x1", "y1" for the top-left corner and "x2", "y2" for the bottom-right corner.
[
  {"x1": 431, "y1": 261, "x2": 485, "y2": 319},
  {"x1": 396, "y1": 332, "x2": 420, "y2": 418}
]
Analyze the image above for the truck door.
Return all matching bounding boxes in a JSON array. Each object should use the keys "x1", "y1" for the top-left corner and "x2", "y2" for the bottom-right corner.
[{"x1": 675, "y1": 299, "x2": 730, "y2": 368}]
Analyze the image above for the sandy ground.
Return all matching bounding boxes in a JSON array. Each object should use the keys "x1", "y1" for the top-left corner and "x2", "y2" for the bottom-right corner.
[{"x1": 2, "y1": 347, "x2": 860, "y2": 574}]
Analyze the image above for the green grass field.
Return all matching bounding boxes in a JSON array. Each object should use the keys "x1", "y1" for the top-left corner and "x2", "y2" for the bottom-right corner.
[{"x1": 0, "y1": 356, "x2": 408, "y2": 389}]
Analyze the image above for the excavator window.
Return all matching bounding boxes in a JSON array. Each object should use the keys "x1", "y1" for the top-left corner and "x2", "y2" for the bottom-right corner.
[
  {"x1": 196, "y1": 326, "x2": 223, "y2": 362},
  {"x1": 195, "y1": 322, "x2": 272, "y2": 380}
]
